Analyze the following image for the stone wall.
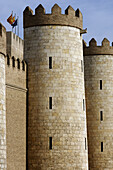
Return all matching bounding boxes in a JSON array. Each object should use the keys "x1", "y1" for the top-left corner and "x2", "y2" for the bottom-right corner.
[
  {"x1": 23, "y1": 4, "x2": 83, "y2": 30},
  {"x1": 84, "y1": 39, "x2": 113, "y2": 169},
  {"x1": 24, "y1": 25, "x2": 88, "y2": 169},
  {"x1": 0, "y1": 23, "x2": 6, "y2": 55},
  {"x1": 6, "y1": 32, "x2": 23, "y2": 60},
  {"x1": 5, "y1": 44, "x2": 27, "y2": 170}
]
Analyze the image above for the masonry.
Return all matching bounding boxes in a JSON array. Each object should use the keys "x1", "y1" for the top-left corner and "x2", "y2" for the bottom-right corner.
[
  {"x1": 0, "y1": 23, "x2": 27, "y2": 170},
  {"x1": 84, "y1": 38, "x2": 113, "y2": 169},
  {"x1": 0, "y1": 3, "x2": 113, "y2": 170}
]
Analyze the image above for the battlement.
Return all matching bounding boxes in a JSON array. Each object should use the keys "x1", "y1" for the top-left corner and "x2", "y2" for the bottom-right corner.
[
  {"x1": 5, "y1": 55, "x2": 27, "y2": 71},
  {"x1": 6, "y1": 32, "x2": 23, "y2": 60},
  {"x1": 23, "y1": 4, "x2": 83, "y2": 30},
  {"x1": 0, "y1": 23, "x2": 6, "y2": 36},
  {"x1": 0, "y1": 23, "x2": 6, "y2": 55},
  {"x1": 5, "y1": 55, "x2": 27, "y2": 91},
  {"x1": 83, "y1": 38, "x2": 113, "y2": 55}
]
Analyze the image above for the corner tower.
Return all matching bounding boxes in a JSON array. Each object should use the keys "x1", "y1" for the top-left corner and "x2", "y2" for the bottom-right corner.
[
  {"x1": 24, "y1": 4, "x2": 88, "y2": 169},
  {"x1": 84, "y1": 38, "x2": 113, "y2": 169}
]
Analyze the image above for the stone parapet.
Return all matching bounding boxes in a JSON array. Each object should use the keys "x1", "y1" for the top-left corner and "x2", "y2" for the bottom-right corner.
[
  {"x1": 6, "y1": 32, "x2": 24, "y2": 60},
  {"x1": 23, "y1": 4, "x2": 83, "y2": 30},
  {"x1": 83, "y1": 38, "x2": 113, "y2": 55},
  {"x1": 5, "y1": 55, "x2": 27, "y2": 170},
  {"x1": 0, "y1": 23, "x2": 6, "y2": 55}
]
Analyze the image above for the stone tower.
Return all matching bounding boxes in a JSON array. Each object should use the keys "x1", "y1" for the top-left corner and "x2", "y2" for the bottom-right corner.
[
  {"x1": 84, "y1": 38, "x2": 113, "y2": 169},
  {"x1": 0, "y1": 23, "x2": 7, "y2": 170},
  {"x1": 24, "y1": 4, "x2": 88, "y2": 169}
]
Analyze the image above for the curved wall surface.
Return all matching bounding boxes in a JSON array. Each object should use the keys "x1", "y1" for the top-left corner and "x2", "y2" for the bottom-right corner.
[
  {"x1": 24, "y1": 25, "x2": 88, "y2": 169},
  {"x1": 84, "y1": 39, "x2": 113, "y2": 169},
  {"x1": 0, "y1": 54, "x2": 6, "y2": 170}
]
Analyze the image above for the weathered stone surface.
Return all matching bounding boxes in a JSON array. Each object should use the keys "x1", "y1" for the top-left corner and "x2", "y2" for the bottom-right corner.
[
  {"x1": 6, "y1": 57, "x2": 27, "y2": 170},
  {"x1": 0, "y1": 23, "x2": 6, "y2": 170},
  {"x1": 23, "y1": 4, "x2": 83, "y2": 30},
  {"x1": 24, "y1": 25, "x2": 88, "y2": 169},
  {"x1": 0, "y1": 54, "x2": 6, "y2": 170},
  {"x1": 84, "y1": 38, "x2": 113, "y2": 55},
  {"x1": 0, "y1": 24, "x2": 27, "y2": 170},
  {"x1": 6, "y1": 32, "x2": 24, "y2": 60},
  {"x1": 84, "y1": 53, "x2": 113, "y2": 169}
]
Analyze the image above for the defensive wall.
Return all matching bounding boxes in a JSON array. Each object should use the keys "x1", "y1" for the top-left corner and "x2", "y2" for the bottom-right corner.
[
  {"x1": 0, "y1": 23, "x2": 27, "y2": 170},
  {"x1": 6, "y1": 32, "x2": 23, "y2": 60},
  {"x1": 1, "y1": 3, "x2": 113, "y2": 170},
  {"x1": 6, "y1": 54, "x2": 27, "y2": 170}
]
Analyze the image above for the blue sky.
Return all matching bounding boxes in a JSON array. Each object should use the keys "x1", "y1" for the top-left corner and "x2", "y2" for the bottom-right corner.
[{"x1": 0, "y1": 0, "x2": 113, "y2": 45}]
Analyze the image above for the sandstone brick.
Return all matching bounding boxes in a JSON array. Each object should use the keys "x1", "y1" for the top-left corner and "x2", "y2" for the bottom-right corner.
[{"x1": 24, "y1": 25, "x2": 88, "y2": 170}]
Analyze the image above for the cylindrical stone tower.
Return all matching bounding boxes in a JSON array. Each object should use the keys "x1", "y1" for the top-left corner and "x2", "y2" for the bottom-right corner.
[
  {"x1": 84, "y1": 38, "x2": 113, "y2": 169},
  {"x1": 0, "y1": 24, "x2": 7, "y2": 169},
  {"x1": 24, "y1": 4, "x2": 88, "y2": 169}
]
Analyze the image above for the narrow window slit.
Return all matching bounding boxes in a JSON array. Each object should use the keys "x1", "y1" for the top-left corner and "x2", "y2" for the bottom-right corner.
[
  {"x1": 83, "y1": 99, "x2": 85, "y2": 111},
  {"x1": 49, "y1": 57, "x2": 52, "y2": 69},
  {"x1": 100, "y1": 80, "x2": 102, "y2": 90},
  {"x1": 81, "y1": 60, "x2": 83, "y2": 72},
  {"x1": 49, "y1": 97, "x2": 52, "y2": 109},
  {"x1": 85, "y1": 138, "x2": 87, "y2": 150},
  {"x1": 101, "y1": 142, "x2": 103, "y2": 152},
  {"x1": 100, "y1": 111, "x2": 103, "y2": 121},
  {"x1": 49, "y1": 137, "x2": 52, "y2": 150}
]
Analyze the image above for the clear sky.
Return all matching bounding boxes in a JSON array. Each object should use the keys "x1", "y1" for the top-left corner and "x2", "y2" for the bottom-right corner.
[{"x1": 0, "y1": 0, "x2": 113, "y2": 45}]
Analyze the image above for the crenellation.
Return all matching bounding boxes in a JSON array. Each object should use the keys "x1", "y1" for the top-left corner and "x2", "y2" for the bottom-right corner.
[
  {"x1": 65, "y1": 6, "x2": 75, "y2": 16},
  {"x1": 0, "y1": 3, "x2": 113, "y2": 170},
  {"x1": 102, "y1": 38, "x2": 110, "y2": 47},
  {"x1": 84, "y1": 38, "x2": 113, "y2": 55},
  {"x1": 0, "y1": 23, "x2": 27, "y2": 170},
  {"x1": 75, "y1": 9, "x2": 83, "y2": 18},
  {"x1": 23, "y1": 6, "x2": 33, "y2": 15},
  {"x1": 6, "y1": 32, "x2": 23, "y2": 60},
  {"x1": 5, "y1": 55, "x2": 26, "y2": 72},
  {"x1": 24, "y1": 16, "x2": 88, "y2": 169},
  {"x1": 23, "y1": 4, "x2": 83, "y2": 30},
  {"x1": 35, "y1": 4, "x2": 45, "y2": 15},
  {"x1": 52, "y1": 4, "x2": 61, "y2": 15},
  {"x1": 89, "y1": 38, "x2": 97, "y2": 46}
]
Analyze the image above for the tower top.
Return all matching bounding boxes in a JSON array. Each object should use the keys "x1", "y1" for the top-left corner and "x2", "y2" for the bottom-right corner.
[
  {"x1": 23, "y1": 4, "x2": 83, "y2": 30},
  {"x1": 83, "y1": 38, "x2": 113, "y2": 55}
]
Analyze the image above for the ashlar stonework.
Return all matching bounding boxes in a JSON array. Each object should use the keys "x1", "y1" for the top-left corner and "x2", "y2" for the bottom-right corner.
[{"x1": 0, "y1": 3, "x2": 113, "y2": 170}]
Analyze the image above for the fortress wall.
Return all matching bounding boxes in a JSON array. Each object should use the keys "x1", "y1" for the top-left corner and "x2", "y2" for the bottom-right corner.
[
  {"x1": 0, "y1": 23, "x2": 7, "y2": 170},
  {"x1": 6, "y1": 32, "x2": 24, "y2": 60},
  {"x1": 5, "y1": 54, "x2": 27, "y2": 169},
  {"x1": 24, "y1": 24, "x2": 88, "y2": 169},
  {"x1": 84, "y1": 39, "x2": 113, "y2": 169}
]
